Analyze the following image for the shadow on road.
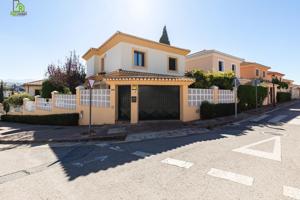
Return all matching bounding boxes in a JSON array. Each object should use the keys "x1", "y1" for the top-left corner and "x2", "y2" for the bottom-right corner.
[{"x1": 1, "y1": 101, "x2": 300, "y2": 181}]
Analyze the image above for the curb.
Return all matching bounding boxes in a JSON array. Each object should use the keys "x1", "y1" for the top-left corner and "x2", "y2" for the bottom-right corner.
[{"x1": 0, "y1": 100, "x2": 298, "y2": 145}]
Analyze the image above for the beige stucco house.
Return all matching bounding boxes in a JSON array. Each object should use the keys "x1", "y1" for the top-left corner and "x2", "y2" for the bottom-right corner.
[
  {"x1": 185, "y1": 50, "x2": 244, "y2": 78},
  {"x1": 82, "y1": 31, "x2": 195, "y2": 124},
  {"x1": 23, "y1": 80, "x2": 43, "y2": 96},
  {"x1": 240, "y1": 61, "x2": 275, "y2": 105},
  {"x1": 240, "y1": 61, "x2": 270, "y2": 80}
]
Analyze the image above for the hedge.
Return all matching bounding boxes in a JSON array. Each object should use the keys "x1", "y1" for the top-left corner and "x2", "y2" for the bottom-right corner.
[
  {"x1": 238, "y1": 85, "x2": 268, "y2": 111},
  {"x1": 200, "y1": 101, "x2": 236, "y2": 119},
  {"x1": 1, "y1": 113, "x2": 79, "y2": 126},
  {"x1": 277, "y1": 92, "x2": 291, "y2": 103}
]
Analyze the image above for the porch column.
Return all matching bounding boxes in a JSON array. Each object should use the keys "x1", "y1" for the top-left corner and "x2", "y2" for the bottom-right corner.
[
  {"x1": 180, "y1": 84, "x2": 189, "y2": 122},
  {"x1": 131, "y1": 85, "x2": 138, "y2": 124}
]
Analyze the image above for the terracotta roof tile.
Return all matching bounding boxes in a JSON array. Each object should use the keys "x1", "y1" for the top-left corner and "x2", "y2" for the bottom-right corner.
[{"x1": 88, "y1": 69, "x2": 194, "y2": 82}]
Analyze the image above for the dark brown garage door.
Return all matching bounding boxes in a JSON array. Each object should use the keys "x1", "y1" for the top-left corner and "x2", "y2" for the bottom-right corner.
[{"x1": 139, "y1": 86, "x2": 180, "y2": 120}]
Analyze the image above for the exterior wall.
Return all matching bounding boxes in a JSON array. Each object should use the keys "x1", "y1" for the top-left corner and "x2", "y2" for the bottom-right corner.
[
  {"x1": 87, "y1": 55, "x2": 101, "y2": 77},
  {"x1": 12, "y1": 80, "x2": 198, "y2": 125},
  {"x1": 266, "y1": 74, "x2": 284, "y2": 82},
  {"x1": 186, "y1": 54, "x2": 213, "y2": 73},
  {"x1": 292, "y1": 87, "x2": 300, "y2": 99},
  {"x1": 25, "y1": 85, "x2": 42, "y2": 96},
  {"x1": 240, "y1": 66, "x2": 268, "y2": 80},
  {"x1": 211, "y1": 53, "x2": 241, "y2": 78},
  {"x1": 87, "y1": 42, "x2": 186, "y2": 77},
  {"x1": 186, "y1": 53, "x2": 241, "y2": 78}
]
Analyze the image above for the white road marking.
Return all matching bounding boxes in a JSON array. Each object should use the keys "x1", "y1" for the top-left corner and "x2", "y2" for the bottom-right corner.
[
  {"x1": 268, "y1": 115, "x2": 287, "y2": 123},
  {"x1": 161, "y1": 158, "x2": 193, "y2": 169},
  {"x1": 221, "y1": 134, "x2": 236, "y2": 138},
  {"x1": 207, "y1": 168, "x2": 254, "y2": 186},
  {"x1": 288, "y1": 116, "x2": 300, "y2": 125},
  {"x1": 290, "y1": 109, "x2": 300, "y2": 111},
  {"x1": 232, "y1": 136, "x2": 281, "y2": 161},
  {"x1": 72, "y1": 155, "x2": 108, "y2": 167},
  {"x1": 250, "y1": 114, "x2": 269, "y2": 122},
  {"x1": 283, "y1": 186, "x2": 300, "y2": 200},
  {"x1": 109, "y1": 146, "x2": 124, "y2": 152},
  {"x1": 132, "y1": 151, "x2": 152, "y2": 158},
  {"x1": 95, "y1": 143, "x2": 109, "y2": 148}
]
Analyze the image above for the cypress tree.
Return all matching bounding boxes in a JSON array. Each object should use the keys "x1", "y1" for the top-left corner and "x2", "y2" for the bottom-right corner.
[
  {"x1": 159, "y1": 26, "x2": 170, "y2": 45},
  {"x1": 0, "y1": 81, "x2": 4, "y2": 103}
]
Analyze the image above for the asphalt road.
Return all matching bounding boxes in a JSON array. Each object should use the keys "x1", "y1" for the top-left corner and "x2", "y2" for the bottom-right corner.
[{"x1": 0, "y1": 102, "x2": 300, "y2": 199}]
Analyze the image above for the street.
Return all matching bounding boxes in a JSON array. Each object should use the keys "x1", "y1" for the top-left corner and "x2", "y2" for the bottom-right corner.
[{"x1": 0, "y1": 102, "x2": 300, "y2": 200}]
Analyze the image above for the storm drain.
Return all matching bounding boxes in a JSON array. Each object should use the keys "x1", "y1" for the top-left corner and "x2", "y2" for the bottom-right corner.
[
  {"x1": 0, "y1": 162, "x2": 53, "y2": 185},
  {"x1": 0, "y1": 170, "x2": 29, "y2": 184}
]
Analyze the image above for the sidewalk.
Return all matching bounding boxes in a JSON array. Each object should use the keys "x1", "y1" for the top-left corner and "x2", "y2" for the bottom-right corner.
[{"x1": 0, "y1": 100, "x2": 297, "y2": 144}]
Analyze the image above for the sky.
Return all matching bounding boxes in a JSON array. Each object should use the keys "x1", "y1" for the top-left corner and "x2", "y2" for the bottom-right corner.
[{"x1": 0, "y1": 0, "x2": 299, "y2": 83}]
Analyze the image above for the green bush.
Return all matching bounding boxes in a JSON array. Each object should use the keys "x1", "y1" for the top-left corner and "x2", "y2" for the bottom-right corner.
[
  {"x1": 277, "y1": 92, "x2": 291, "y2": 103},
  {"x1": 200, "y1": 101, "x2": 236, "y2": 119},
  {"x1": 7, "y1": 93, "x2": 34, "y2": 106},
  {"x1": 238, "y1": 85, "x2": 268, "y2": 111},
  {"x1": 1, "y1": 113, "x2": 79, "y2": 126},
  {"x1": 186, "y1": 70, "x2": 235, "y2": 90},
  {"x1": 41, "y1": 80, "x2": 71, "y2": 98},
  {"x1": 3, "y1": 100, "x2": 10, "y2": 114}
]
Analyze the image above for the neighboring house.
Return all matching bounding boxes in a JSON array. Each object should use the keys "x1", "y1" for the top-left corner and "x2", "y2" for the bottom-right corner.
[
  {"x1": 23, "y1": 80, "x2": 43, "y2": 96},
  {"x1": 282, "y1": 78, "x2": 294, "y2": 92},
  {"x1": 83, "y1": 31, "x2": 194, "y2": 123},
  {"x1": 185, "y1": 50, "x2": 244, "y2": 78},
  {"x1": 240, "y1": 62, "x2": 275, "y2": 105},
  {"x1": 291, "y1": 85, "x2": 300, "y2": 99},
  {"x1": 240, "y1": 61, "x2": 270, "y2": 81},
  {"x1": 3, "y1": 90, "x2": 12, "y2": 98},
  {"x1": 266, "y1": 71, "x2": 285, "y2": 82}
]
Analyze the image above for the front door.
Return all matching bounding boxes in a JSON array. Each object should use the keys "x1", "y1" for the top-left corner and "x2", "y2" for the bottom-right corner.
[{"x1": 118, "y1": 86, "x2": 131, "y2": 121}]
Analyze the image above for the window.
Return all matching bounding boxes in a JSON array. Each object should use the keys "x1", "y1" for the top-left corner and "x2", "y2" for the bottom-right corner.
[
  {"x1": 134, "y1": 50, "x2": 145, "y2": 67},
  {"x1": 218, "y1": 61, "x2": 224, "y2": 72},
  {"x1": 232, "y1": 64, "x2": 236, "y2": 72},
  {"x1": 168, "y1": 57, "x2": 177, "y2": 71},
  {"x1": 34, "y1": 90, "x2": 40, "y2": 96},
  {"x1": 101, "y1": 57, "x2": 105, "y2": 72},
  {"x1": 256, "y1": 69, "x2": 259, "y2": 76},
  {"x1": 263, "y1": 71, "x2": 266, "y2": 78}
]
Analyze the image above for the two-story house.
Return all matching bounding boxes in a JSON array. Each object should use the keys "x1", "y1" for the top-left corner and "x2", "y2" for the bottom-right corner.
[
  {"x1": 82, "y1": 31, "x2": 194, "y2": 123},
  {"x1": 185, "y1": 50, "x2": 244, "y2": 78},
  {"x1": 267, "y1": 71, "x2": 285, "y2": 82},
  {"x1": 240, "y1": 62, "x2": 270, "y2": 81},
  {"x1": 240, "y1": 61, "x2": 275, "y2": 104}
]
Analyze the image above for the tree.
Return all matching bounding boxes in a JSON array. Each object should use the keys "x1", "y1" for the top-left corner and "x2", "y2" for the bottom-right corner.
[
  {"x1": 0, "y1": 81, "x2": 4, "y2": 103},
  {"x1": 46, "y1": 50, "x2": 86, "y2": 94},
  {"x1": 41, "y1": 80, "x2": 70, "y2": 98},
  {"x1": 159, "y1": 26, "x2": 170, "y2": 45},
  {"x1": 272, "y1": 77, "x2": 289, "y2": 89},
  {"x1": 3, "y1": 100, "x2": 9, "y2": 114}
]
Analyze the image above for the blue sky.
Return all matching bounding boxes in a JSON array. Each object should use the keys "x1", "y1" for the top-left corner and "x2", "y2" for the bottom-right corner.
[{"x1": 0, "y1": 0, "x2": 299, "y2": 83}]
